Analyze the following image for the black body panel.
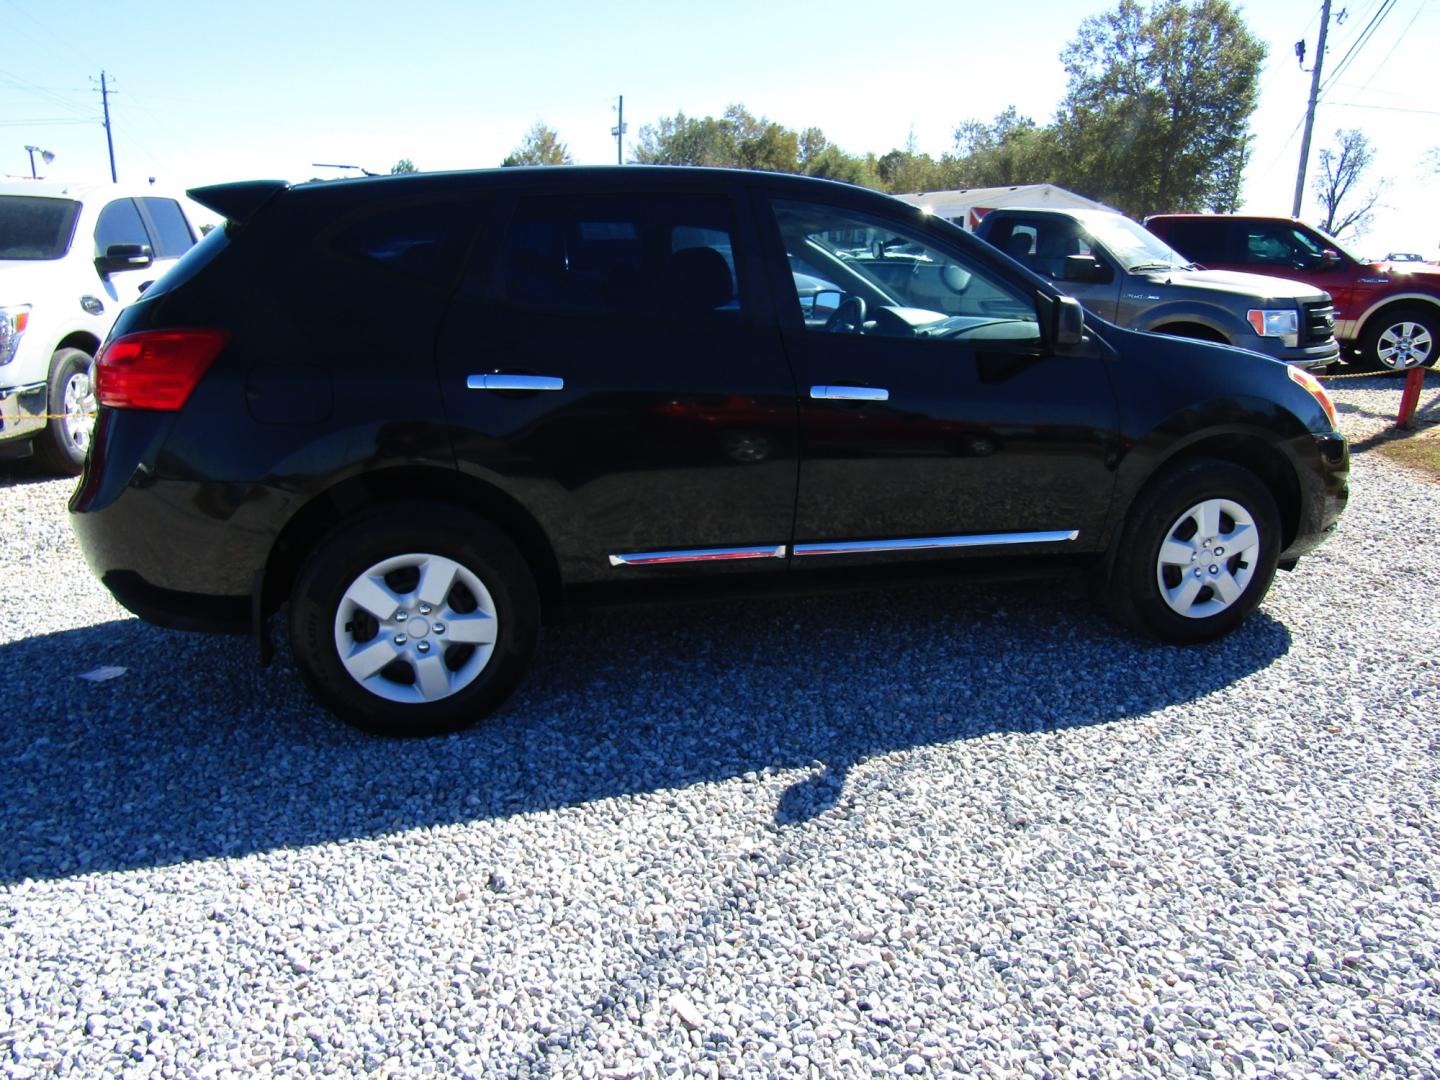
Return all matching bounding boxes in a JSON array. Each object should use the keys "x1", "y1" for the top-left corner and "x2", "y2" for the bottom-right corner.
[{"x1": 69, "y1": 167, "x2": 1348, "y2": 636}]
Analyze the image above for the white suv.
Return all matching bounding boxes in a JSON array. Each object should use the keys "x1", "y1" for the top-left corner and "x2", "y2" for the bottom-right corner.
[{"x1": 0, "y1": 181, "x2": 206, "y2": 473}]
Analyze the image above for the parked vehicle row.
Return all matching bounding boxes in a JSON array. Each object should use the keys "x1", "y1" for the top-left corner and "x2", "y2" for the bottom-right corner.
[
  {"x1": 1145, "y1": 213, "x2": 1439, "y2": 371},
  {"x1": 972, "y1": 207, "x2": 1340, "y2": 369},
  {"x1": 69, "y1": 167, "x2": 1348, "y2": 735},
  {"x1": 0, "y1": 182, "x2": 205, "y2": 473}
]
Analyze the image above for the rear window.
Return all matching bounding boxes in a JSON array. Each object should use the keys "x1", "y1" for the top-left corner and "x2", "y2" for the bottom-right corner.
[{"x1": 0, "y1": 196, "x2": 81, "y2": 260}]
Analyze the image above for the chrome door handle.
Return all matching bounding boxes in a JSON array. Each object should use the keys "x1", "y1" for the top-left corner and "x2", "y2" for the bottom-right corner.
[
  {"x1": 467, "y1": 374, "x2": 565, "y2": 392},
  {"x1": 810, "y1": 385, "x2": 889, "y2": 402}
]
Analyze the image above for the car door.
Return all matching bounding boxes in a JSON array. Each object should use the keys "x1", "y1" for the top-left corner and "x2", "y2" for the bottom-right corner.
[
  {"x1": 1227, "y1": 220, "x2": 1361, "y2": 314},
  {"x1": 435, "y1": 186, "x2": 799, "y2": 584},
  {"x1": 986, "y1": 214, "x2": 1123, "y2": 321},
  {"x1": 91, "y1": 198, "x2": 164, "y2": 306},
  {"x1": 759, "y1": 194, "x2": 1119, "y2": 568}
]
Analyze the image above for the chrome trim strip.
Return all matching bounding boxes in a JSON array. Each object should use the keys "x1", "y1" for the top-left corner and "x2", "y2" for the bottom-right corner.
[
  {"x1": 0, "y1": 381, "x2": 47, "y2": 401},
  {"x1": 793, "y1": 530, "x2": 1079, "y2": 557},
  {"x1": 609, "y1": 544, "x2": 788, "y2": 567},
  {"x1": 467, "y1": 374, "x2": 565, "y2": 392},
  {"x1": 810, "y1": 384, "x2": 889, "y2": 402}
]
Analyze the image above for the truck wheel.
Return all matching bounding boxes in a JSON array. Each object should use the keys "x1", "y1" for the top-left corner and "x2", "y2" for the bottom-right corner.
[
  {"x1": 1360, "y1": 305, "x2": 1436, "y2": 370},
  {"x1": 288, "y1": 502, "x2": 540, "y2": 737},
  {"x1": 32, "y1": 348, "x2": 96, "y2": 476},
  {"x1": 1107, "y1": 458, "x2": 1281, "y2": 644}
]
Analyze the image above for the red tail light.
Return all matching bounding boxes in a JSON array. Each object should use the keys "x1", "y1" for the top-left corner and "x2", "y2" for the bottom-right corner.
[{"x1": 95, "y1": 329, "x2": 230, "y2": 411}]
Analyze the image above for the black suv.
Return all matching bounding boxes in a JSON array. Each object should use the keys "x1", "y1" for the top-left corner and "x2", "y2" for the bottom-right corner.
[{"x1": 71, "y1": 167, "x2": 1349, "y2": 736}]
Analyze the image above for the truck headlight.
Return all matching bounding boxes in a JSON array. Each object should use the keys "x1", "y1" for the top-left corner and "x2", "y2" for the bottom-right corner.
[
  {"x1": 1247, "y1": 308, "x2": 1299, "y2": 342},
  {"x1": 0, "y1": 304, "x2": 31, "y2": 367}
]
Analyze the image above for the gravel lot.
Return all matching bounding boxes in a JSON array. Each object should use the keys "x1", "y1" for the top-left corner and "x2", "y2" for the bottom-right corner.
[{"x1": 2, "y1": 374, "x2": 1438, "y2": 1078}]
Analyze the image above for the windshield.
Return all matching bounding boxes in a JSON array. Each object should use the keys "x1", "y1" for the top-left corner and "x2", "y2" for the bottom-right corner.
[
  {"x1": 0, "y1": 196, "x2": 81, "y2": 260},
  {"x1": 1080, "y1": 211, "x2": 1191, "y2": 271}
]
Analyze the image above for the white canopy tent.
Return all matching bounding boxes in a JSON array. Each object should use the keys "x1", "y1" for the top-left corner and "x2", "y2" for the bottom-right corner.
[{"x1": 893, "y1": 184, "x2": 1114, "y2": 231}]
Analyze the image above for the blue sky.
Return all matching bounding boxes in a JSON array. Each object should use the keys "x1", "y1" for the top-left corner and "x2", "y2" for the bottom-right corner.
[{"x1": 3, "y1": 0, "x2": 1437, "y2": 256}]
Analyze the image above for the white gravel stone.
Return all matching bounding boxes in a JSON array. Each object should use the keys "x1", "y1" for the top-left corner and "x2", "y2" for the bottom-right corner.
[{"x1": 1, "y1": 374, "x2": 1438, "y2": 1077}]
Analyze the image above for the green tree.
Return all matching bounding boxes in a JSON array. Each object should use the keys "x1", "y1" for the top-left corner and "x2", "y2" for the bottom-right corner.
[
  {"x1": 390, "y1": 158, "x2": 417, "y2": 175},
  {"x1": 502, "y1": 123, "x2": 573, "y2": 167},
  {"x1": 949, "y1": 108, "x2": 1060, "y2": 189},
  {"x1": 1313, "y1": 129, "x2": 1385, "y2": 239},
  {"x1": 632, "y1": 105, "x2": 799, "y2": 172},
  {"x1": 1054, "y1": 0, "x2": 1266, "y2": 218}
]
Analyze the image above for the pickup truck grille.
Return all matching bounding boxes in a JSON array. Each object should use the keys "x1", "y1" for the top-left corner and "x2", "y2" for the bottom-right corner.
[{"x1": 1302, "y1": 301, "x2": 1336, "y2": 346}]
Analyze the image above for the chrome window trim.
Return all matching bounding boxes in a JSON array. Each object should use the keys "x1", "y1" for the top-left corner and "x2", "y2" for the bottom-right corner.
[
  {"x1": 793, "y1": 530, "x2": 1079, "y2": 557},
  {"x1": 609, "y1": 544, "x2": 788, "y2": 567}
]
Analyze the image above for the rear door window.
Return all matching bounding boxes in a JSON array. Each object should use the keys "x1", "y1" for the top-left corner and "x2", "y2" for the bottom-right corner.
[
  {"x1": 332, "y1": 201, "x2": 480, "y2": 289},
  {"x1": 493, "y1": 193, "x2": 744, "y2": 316}
]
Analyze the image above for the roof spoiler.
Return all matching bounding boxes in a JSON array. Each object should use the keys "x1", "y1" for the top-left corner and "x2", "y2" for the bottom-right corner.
[{"x1": 187, "y1": 179, "x2": 289, "y2": 224}]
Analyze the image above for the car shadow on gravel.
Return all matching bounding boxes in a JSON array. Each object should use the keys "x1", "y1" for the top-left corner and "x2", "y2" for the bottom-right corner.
[{"x1": 0, "y1": 581, "x2": 1291, "y2": 883}]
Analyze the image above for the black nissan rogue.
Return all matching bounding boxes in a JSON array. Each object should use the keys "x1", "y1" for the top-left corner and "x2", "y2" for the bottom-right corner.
[{"x1": 70, "y1": 167, "x2": 1349, "y2": 736}]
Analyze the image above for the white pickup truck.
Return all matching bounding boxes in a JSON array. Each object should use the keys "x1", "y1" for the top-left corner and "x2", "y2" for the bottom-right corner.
[{"x1": 0, "y1": 181, "x2": 206, "y2": 473}]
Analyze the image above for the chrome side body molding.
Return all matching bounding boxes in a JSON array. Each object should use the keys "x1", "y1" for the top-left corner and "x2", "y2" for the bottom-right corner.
[
  {"x1": 609, "y1": 531, "x2": 1079, "y2": 567},
  {"x1": 793, "y1": 530, "x2": 1079, "y2": 557},
  {"x1": 608, "y1": 545, "x2": 788, "y2": 567}
]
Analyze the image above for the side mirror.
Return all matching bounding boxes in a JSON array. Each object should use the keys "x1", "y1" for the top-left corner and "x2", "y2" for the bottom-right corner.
[
  {"x1": 1062, "y1": 254, "x2": 1111, "y2": 284},
  {"x1": 1320, "y1": 248, "x2": 1342, "y2": 269},
  {"x1": 97, "y1": 243, "x2": 153, "y2": 274},
  {"x1": 812, "y1": 288, "x2": 843, "y2": 320},
  {"x1": 1053, "y1": 295, "x2": 1085, "y2": 347}
]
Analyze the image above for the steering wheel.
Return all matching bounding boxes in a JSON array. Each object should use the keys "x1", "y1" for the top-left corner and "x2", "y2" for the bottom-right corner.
[{"x1": 824, "y1": 294, "x2": 868, "y2": 334}]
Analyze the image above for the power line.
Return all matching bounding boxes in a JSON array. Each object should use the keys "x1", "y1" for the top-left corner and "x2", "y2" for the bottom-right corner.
[
  {"x1": 1325, "y1": 100, "x2": 1440, "y2": 115},
  {"x1": 1320, "y1": 0, "x2": 1397, "y2": 95},
  {"x1": 1351, "y1": 3, "x2": 1426, "y2": 94}
]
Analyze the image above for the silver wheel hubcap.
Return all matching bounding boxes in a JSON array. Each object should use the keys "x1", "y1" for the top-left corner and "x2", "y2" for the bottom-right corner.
[
  {"x1": 1155, "y1": 498, "x2": 1260, "y2": 619},
  {"x1": 333, "y1": 552, "x2": 499, "y2": 704},
  {"x1": 61, "y1": 367, "x2": 96, "y2": 452},
  {"x1": 1376, "y1": 321, "x2": 1433, "y2": 370}
]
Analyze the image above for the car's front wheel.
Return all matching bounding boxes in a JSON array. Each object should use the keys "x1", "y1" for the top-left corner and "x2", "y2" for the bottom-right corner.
[
  {"x1": 289, "y1": 503, "x2": 540, "y2": 736},
  {"x1": 1108, "y1": 458, "x2": 1281, "y2": 643},
  {"x1": 33, "y1": 347, "x2": 96, "y2": 475}
]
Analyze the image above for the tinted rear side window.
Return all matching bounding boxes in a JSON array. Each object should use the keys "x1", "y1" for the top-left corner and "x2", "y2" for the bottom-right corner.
[
  {"x1": 0, "y1": 196, "x2": 80, "y2": 260},
  {"x1": 139, "y1": 197, "x2": 196, "y2": 258},
  {"x1": 496, "y1": 193, "x2": 742, "y2": 315},
  {"x1": 1163, "y1": 219, "x2": 1227, "y2": 264},
  {"x1": 332, "y1": 202, "x2": 477, "y2": 288}
]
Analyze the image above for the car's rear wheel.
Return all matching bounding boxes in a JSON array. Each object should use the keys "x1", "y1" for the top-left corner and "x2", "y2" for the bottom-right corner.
[
  {"x1": 1107, "y1": 458, "x2": 1281, "y2": 643},
  {"x1": 32, "y1": 348, "x2": 96, "y2": 475},
  {"x1": 1359, "y1": 305, "x2": 1437, "y2": 370},
  {"x1": 289, "y1": 503, "x2": 539, "y2": 736}
]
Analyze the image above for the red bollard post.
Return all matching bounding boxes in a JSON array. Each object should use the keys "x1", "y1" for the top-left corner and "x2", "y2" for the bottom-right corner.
[{"x1": 1396, "y1": 368, "x2": 1425, "y2": 430}]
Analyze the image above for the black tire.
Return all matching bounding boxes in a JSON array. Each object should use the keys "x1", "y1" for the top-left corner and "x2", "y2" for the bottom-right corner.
[
  {"x1": 288, "y1": 502, "x2": 540, "y2": 736},
  {"x1": 32, "y1": 347, "x2": 95, "y2": 476},
  {"x1": 1358, "y1": 304, "x2": 1438, "y2": 371},
  {"x1": 1107, "y1": 458, "x2": 1281, "y2": 644}
]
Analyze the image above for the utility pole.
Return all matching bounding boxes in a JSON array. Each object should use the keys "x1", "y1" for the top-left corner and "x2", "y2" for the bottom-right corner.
[
  {"x1": 1292, "y1": 0, "x2": 1332, "y2": 217},
  {"x1": 99, "y1": 70, "x2": 117, "y2": 183},
  {"x1": 611, "y1": 95, "x2": 626, "y2": 165}
]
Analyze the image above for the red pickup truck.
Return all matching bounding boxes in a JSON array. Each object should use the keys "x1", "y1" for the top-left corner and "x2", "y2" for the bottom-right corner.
[{"x1": 1145, "y1": 213, "x2": 1438, "y2": 370}]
